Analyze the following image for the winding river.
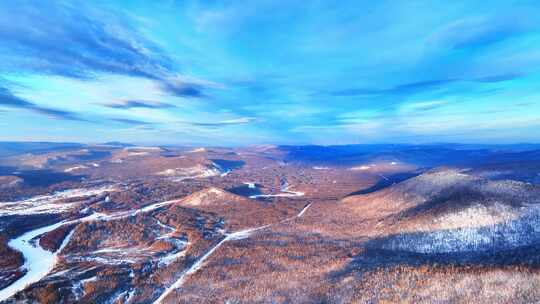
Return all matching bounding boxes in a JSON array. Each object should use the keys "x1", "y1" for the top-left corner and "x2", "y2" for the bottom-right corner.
[
  {"x1": 0, "y1": 192, "x2": 180, "y2": 302},
  {"x1": 0, "y1": 221, "x2": 70, "y2": 302}
]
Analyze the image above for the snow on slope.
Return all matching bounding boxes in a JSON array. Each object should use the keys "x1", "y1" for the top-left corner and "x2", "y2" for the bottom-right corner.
[
  {"x1": 152, "y1": 202, "x2": 311, "y2": 304},
  {"x1": 0, "y1": 185, "x2": 116, "y2": 216},
  {"x1": 157, "y1": 163, "x2": 223, "y2": 181},
  {"x1": 0, "y1": 191, "x2": 183, "y2": 302},
  {"x1": 381, "y1": 205, "x2": 540, "y2": 254},
  {"x1": 64, "y1": 165, "x2": 88, "y2": 172},
  {"x1": 181, "y1": 187, "x2": 228, "y2": 206},
  {"x1": 353, "y1": 169, "x2": 540, "y2": 254},
  {"x1": 249, "y1": 182, "x2": 304, "y2": 199}
]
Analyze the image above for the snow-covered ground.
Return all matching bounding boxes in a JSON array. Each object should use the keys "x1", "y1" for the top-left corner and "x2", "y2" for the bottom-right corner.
[
  {"x1": 0, "y1": 185, "x2": 116, "y2": 216},
  {"x1": 155, "y1": 219, "x2": 176, "y2": 236},
  {"x1": 0, "y1": 180, "x2": 307, "y2": 302},
  {"x1": 132, "y1": 199, "x2": 178, "y2": 215},
  {"x1": 0, "y1": 210, "x2": 118, "y2": 302},
  {"x1": 127, "y1": 151, "x2": 150, "y2": 156},
  {"x1": 152, "y1": 228, "x2": 259, "y2": 304},
  {"x1": 0, "y1": 220, "x2": 76, "y2": 302},
  {"x1": 297, "y1": 203, "x2": 312, "y2": 218},
  {"x1": 157, "y1": 163, "x2": 224, "y2": 182},
  {"x1": 157, "y1": 240, "x2": 189, "y2": 267},
  {"x1": 64, "y1": 165, "x2": 88, "y2": 172},
  {"x1": 72, "y1": 275, "x2": 98, "y2": 300},
  {"x1": 0, "y1": 176, "x2": 23, "y2": 189},
  {"x1": 188, "y1": 148, "x2": 206, "y2": 153},
  {"x1": 244, "y1": 182, "x2": 256, "y2": 189},
  {"x1": 211, "y1": 162, "x2": 231, "y2": 178},
  {"x1": 382, "y1": 205, "x2": 540, "y2": 254},
  {"x1": 67, "y1": 236, "x2": 189, "y2": 267},
  {"x1": 350, "y1": 165, "x2": 371, "y2": 171},
  {"x1": 0, "y1": 192, "x2": 182, "y2": 302},
  {"x1": 152, "y1": 203, "x2": 311, "y2": 304},
  {"x1": 249, "y1": 182, "x2": 304, "y2": 199},
  {"x1": 378, "y1": 173, "x2": 391, "y2": 182},
  {"x1": 182, "y1": 187, "x2": 228, "y2": 207}
]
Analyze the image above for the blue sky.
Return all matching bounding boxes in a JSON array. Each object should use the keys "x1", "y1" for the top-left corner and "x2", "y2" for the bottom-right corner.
[{"x1": 0, "y1": 1, "x2": 539, "y2": 145}]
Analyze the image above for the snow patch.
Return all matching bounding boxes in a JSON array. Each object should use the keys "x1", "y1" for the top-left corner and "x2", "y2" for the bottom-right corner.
[
  {"x1": 72, "y1": 275, "x2": 98, "y2": 300},
  {"x1": 152, "y1": 203, "x2": 312, "y2": 303},
  {"x1": 0, "y1": 222, "x2": 75, "y2": 302},
  {"x1": 0, "y1": 195, "x2": 183, "y2": 301},
  {"x1": 249, "y1": 182, "x2": 304, "y2": 199},
  {"x1": 382, "y1": 205, "x2": 540, "y2": 254},
  {"x1": 297, "y1": 203, "x2": 312, "y2": 218},
  {"x1": 244, "y1": 182, "x2": 256, "y2": 189},
  {"x1": 127, "y1": 151, "x2": 150, "y2": 156},
  {"x1": 157, "y1": 244, "x2": 189, "y2": 267},
  {"x1": 0, "y1": 185, "x2": 116, "y2": 216},
  {"x1": 124, "y1": 146, "x2": 161, "y2": 151},
  {"x1": 64, "y1": 165, "x2": 88, "y2": 172},
  {"x1": 183, "y1": 187, "x2": 227, "y2": 206},
  {"x1": 350, "y1": 165, "x2": 371, "y2": 171},
  {"x1": 157, "y1": 163, "x2": 223, "y2": 181},
  {"x1": 188, "y1": 147, "x2": 206, "y2": 153}
]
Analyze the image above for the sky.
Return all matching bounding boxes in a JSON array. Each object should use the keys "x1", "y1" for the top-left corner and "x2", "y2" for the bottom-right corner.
[{"x1": 0, "y1": 0, "x2": 540, "y2": 146}]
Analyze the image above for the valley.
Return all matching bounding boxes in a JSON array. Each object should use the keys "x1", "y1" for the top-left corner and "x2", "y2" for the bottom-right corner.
[{"x1": 0, "y1": 143, "x2": 540, "y2": 303}]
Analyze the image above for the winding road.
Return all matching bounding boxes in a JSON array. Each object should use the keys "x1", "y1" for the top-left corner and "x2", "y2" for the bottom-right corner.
[{"x1": 153, "y1": 202, "x2": 312, "y2": 304}]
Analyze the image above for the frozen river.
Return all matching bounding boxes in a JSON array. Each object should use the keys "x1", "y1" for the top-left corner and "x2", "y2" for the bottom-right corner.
[{"x1": 0, "y1": 221, "x2": 69, "y2": 302}]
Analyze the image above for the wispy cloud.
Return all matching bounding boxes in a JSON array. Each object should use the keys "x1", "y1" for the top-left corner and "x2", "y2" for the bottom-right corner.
[
  {"x1": 400, "y1": 100, "x2": 449, "y2": 112},
  {"x1": 109, "y1": 118, "x2": 153, "y2": 126},
  {"x1": 0, "y1": 2, "x2": 211, "y2": 98},
  {"x1": 160, "y1": 75, "x2": 224, "y2": 98},
  {"x1": 0, "y1": 2, "x2": 169, "y2": 79},
  {"x1": 329, "y1": 79, "x2": 454, "y2": 97},
  {"x1": 161, "y1": 81, "x2": 205, "y2": 98},
  {"x1": 430, "y1": 16, "x2": 532, "y2": 49},
  {"x1": 0, "y1": 85, "x2": 85, "y2": 121},
  {"x1": 329, "y1": 74, "x2": 523, "y2": 97},
  {"x1": 0, "y1": 1, "x2": 539, "y2": 144},
  {"x1": 104, "y1": 100, "x2": 175, "y2": 109},
  {"x1": 188, "y1": 117, "x2": 257, "y2": 127},
  {"x1": 475, "y1": 73, "x2": 522, "y2": 83}
]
